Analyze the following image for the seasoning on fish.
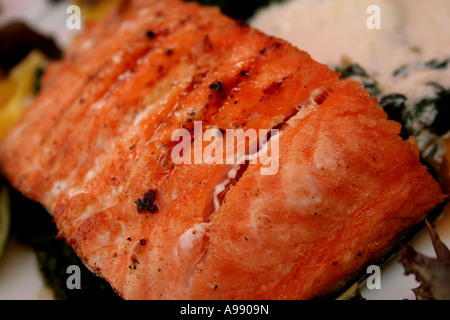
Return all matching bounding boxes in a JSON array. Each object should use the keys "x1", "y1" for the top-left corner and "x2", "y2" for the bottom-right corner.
[{"x1": 0, "y1": 0, "x2": 445, "y2": 299}]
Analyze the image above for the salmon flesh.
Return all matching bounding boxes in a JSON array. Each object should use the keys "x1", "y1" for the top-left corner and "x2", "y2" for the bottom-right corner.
[{"x1": 0, "y1": 0, "x2": 445, "y2": 299}]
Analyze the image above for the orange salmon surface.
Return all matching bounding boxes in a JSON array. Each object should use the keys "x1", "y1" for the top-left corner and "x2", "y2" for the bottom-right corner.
[{"x1": 0, "y1": 0, "x2": 445, "y2": 299}]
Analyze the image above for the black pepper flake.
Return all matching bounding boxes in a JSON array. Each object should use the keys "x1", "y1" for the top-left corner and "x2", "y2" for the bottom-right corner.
[
  {"x1": 332, "y1": 261, "x2": 338, "y2": 266},
  {"x1": 209, "y1": 81, "x2": 222, "y2": 92},
  {"x1": 145, "y1": 30, "x2": 156, "y2": 38},
  {"x1": 240, "y1": 70, "x2": 250, "y2": 77},
  {"x1": 131, "y1": 255, "x2": 139, "y2": 264},
  {"x1": 263, "y1": 81, "x2": 283, "y2": 95},
  {"x1": 140, "y1": 239, "x2": 147, "y2": 246},
  {"x1": 165, "y1": 48, "x2": 173, "y2": 55},
  {"x1": 135, "y1": 189, "x2": 158, "y2": 214},
  {"x1": 259, "y1": 48, "x2": 266, "y2": 54}
]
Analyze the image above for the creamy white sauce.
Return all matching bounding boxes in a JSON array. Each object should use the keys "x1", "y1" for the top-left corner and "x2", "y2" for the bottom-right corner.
[
  {"x1": 251, "y1": 0, "x2": 450, "y2": 89},
  {"x1": 251, "y1": 0, "x2": 450, "y2": 158}
]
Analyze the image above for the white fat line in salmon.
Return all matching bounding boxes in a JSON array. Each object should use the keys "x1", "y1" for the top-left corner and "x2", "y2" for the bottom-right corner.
[{"x1": 170, "y1": 121, "x2": 280, "y2": 176}]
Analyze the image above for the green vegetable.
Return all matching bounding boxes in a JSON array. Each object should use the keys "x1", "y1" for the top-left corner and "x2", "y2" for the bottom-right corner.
[
  {"x1": 378, "y1": 94, "x2": 410, "y2": 140},
  {"x1": 424, "y1": 58, "x2": 449, "y2": 71},
  {"x1": 184, "y1": 0, "x2": 286, "y2": 21},
  {"x1": 379, "y1": 83, "x2": 450, "y2": 167},
  {"x1": 0, "y1": 182, "x2": 10, "y2": 261},
  {"x1": 399, "y1": 220, "x2": 450, "y2": 300},
  {"x1": 393, "y1": 58, "x2": 450, "y2": 78},
  {"x1": 336, "y1": 62, "x2": 450, "y2": 140},
  {"x1": 410, "y1": 46, "x2": 422, "y2": 54},
  {"x1": 335, "y1": 63, "x2": 381, "y2": 97},
  {"x1": 415, "y1": 82, "x2": 450, "y2": 137},
  {"x1": 7, "y1": 185, "x2": 120, "y2": 300},
  {"x1": 33, "y1": 66, "x2": 45, "y2": 94},
  {"x1": 337, "y1": 62, "x2": 450, "y2": 172},
  {"x1": 34, "y1": 238, "x2": 122, "y2": 300}
]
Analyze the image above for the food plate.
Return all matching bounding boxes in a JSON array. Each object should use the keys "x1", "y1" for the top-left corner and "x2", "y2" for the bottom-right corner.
[{"x1": 0, "y1": 0, "x2": 449, "y2": 300}]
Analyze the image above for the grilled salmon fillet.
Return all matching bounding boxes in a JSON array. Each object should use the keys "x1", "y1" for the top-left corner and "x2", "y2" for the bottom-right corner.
[{"x1": 0, "y1": 0, "x2": 445, "y2": 299}]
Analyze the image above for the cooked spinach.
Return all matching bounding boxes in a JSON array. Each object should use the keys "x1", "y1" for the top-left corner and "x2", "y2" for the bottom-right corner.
[
  {"x1": 380, "y1": 83, "x2": 450, "y2": 140},
  {"x1": 335, "y1": 63, "x2": 381, "y2": 97},
  {"x1": 416, "y1": 82, "x2": 450, "y2": 136},
  {"x1": 378, "y1": 83, "x2": 450, "y2": 164},
  {"x1": 393, "y1": 57, "x2": 450, "y2": 78},
  {"x1": 425, "y1": 58, "x2": 449, "y2": 70},
  {"x1": 8, "y1": 184, "x2": 120, "y2": 300},
  {"x1": 33, "y1": 66, "x2": 45, "y2": 94},
  {"x1": 378, "y1": 94, "x2": 411, "y2": 140},
  {"x1": 336, "y1": 62, "x2": 450, "y2": 172},
  {"x1": 336, "y1": 63, "x2": 450, "y2": 139}
]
